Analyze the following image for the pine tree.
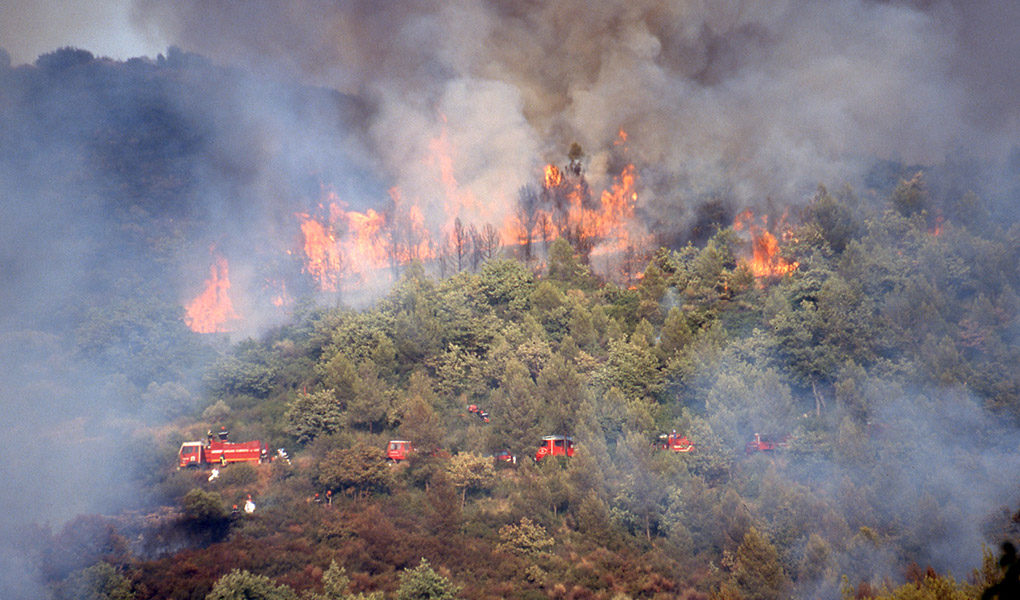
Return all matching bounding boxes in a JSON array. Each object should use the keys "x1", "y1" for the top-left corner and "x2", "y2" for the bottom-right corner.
[{"x1": 734, "y1": 527, "x2": 790, "y2": 600}]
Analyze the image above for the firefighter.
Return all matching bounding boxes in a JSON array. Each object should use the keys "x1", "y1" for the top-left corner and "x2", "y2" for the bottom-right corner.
[{"x1": 326, "y1": 490, "x2": 332, "y2": 506}]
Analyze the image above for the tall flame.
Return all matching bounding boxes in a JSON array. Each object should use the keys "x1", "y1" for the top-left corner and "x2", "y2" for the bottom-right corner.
[
  {"x1": 544, "y1": 164, "x2": 563, "y2": 189},
  {"x1": 185, "y1": 254, "x2": 239, "y2": 333},
  {"x1": 733, "y1": 210, "x2": 799, "y2": 278},
  {"x1": 296, "y1": 189, "x2": 437, "y2": 292},
  {"x1": 297, "y1": 212, "x2": 342, "y2": 291},
  {"x1": 189, "y1": 126, "x2": 666, "y2": 324},
  {"x1": 427, "y1": 122, "x2": 480, "y2": 222}
]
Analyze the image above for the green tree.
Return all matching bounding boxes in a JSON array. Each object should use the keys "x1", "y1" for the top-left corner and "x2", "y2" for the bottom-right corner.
[
  {"x1": 546, "y1": 237, "x2": 592, "y2": 289},
  {"x1": 890, "y1": 171, "x2": 929, "y2": 217},
  {"x1": 703, "y1": 360, "x2": 795, "y2": 446},
  {"x1": 567, "y1": 302, "x2": 597, "y2": 349},
  {"x1": 734, "y1": 527, "x2": 790, "y2": 600},
  {"x1": 54, "y1": 562, "x2": 134, "y2": 600},
  {"x1": 206, "y1": 569, "x2": 297, "y2": 600},
  {"x1": 613, "y1": 430, "x2": 669, "y2": 540},
  {"x1": 397, "y1": 394, "x2": 445, "y2": 455},
  {"x1": 593, "y1": 337, "x2": 663, "y2": 401},
  {"x1": 346, "y1": 362, "x2": 392, "y2": 433},
  {"x1": 497, "y1": 517, "x2": 555, "y2": 557},
  {"x1": 181, "y1": 488, "x2": 228, "y2": 524},
  {"x1": 395, "y1": 559, "x2": 461, "y2": 600},
  {"x1": 475, "y1": 258, "x2": 534, "y2": 314},
  {"x1": 304, "y1": 561, "x2": 384, "y2": 600},
  {"x1": 317, "y1": 443, "x2": 391, "y2": 497},
  {"x1": 285, "y1": 389, "x2": 343, "y2": 444},
  {"x1": 536, "y1": 353, "x2": 584, "y2": 433},
  {"x1": 489, "y1": 358, "x2": 543, "y2": 460},
  {"x1": 660, "y1": 306, "x2": 694, "y2": 357},
  {"x1": 319, "y1": 353, "x2": 359, "y2": 400},
  {"x1": 807, "y1": 185, "x2": 860, "y2": 254},
  {"x1": 445, "y1": 452, "x2": 496, "y2": 507}
]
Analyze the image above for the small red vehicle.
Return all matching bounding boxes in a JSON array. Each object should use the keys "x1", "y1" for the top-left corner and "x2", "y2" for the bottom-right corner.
[
  {"x1": 178, "y1": 429, "x2": 267, "y2": 468},
  {"x1": 535, "y1": 435, "x2": 575, "y2": 461},
  {"x1": 386, "y1": 440, "x2": 414, "y2": 462},
  {"x1": 492, "y1": 450, "x2": 516, "y2": 464},
  {"x1": 660, "y1": 431, "x2": 695, "y2": 453},
  {"x1": 467, "y1": 404, "x2": 490, "y2": 423},
  {"x1": 745, "y1": 433, "x2": 790, "y2": 454}
]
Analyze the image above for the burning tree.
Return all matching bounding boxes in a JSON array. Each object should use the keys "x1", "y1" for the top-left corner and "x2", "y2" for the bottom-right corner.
[
  {"x1": 185, "y1": 252, "x2": 239, "y2": 333},
  {"x1": 509, "y1": 137, "x2": 649, "y2": 284},
  {"x1": 733, "y1": 209, "x2": 799, "y2": 279}
]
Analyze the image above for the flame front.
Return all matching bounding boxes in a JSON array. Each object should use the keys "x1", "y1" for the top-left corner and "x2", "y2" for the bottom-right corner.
[
  {"x1": 298, "y1": 214, "x2": 342, "y2": 292},
  {"x1": 185, "y1": 254, "x2": 239, "y2": 333},
  {"x1": 544, "y1": 164, "x2": 562, "y2": 189},
  {"x1": 191, "y1": 126, "x2": 664, "y2": 324},
  {"x1": 296, "y1": 189, "x2": 437, "y2": 292},
  {"x1": 733, "y1": 210, "x2": 799, "y2": 278}
]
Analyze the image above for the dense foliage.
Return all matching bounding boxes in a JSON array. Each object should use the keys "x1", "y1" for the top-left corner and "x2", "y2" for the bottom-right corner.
[{"x1": 39, "y1": 179, "x2": 1020, "y2": 599}]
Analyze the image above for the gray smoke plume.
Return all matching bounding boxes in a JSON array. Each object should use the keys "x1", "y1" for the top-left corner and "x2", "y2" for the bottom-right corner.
[
  {"x1": 134, "y1": 0, "x2": 1020, "y2": 229},
  {"x1": 1, "y1": 1, "x2": 1018, "y2": 596}
]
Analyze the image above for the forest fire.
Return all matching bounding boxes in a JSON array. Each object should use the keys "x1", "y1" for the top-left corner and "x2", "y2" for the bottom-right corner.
[
  {"x1": 298, "y1": 210, "x2": 342, "y2": 291},
  {"x1": 733, "y1": 210, "x2": 799, "y2": 278},
  {"x1": 428, "y1": 123, "x2": 480, "y2": 223},
  {"x1": 185, "y1": 131, "x2": 656, "y2": 326},
  {"x1": 591, "y1": 163, "x2": 643, "y2": 254},
  {"x1": 515, "y1": 157, "x2": 647, "y2": 268},
  {"x1": 185, "y1": 253, "x2": 239, "y2": 333},
  {"x1": 295, "y1": 189, "x2": 438, "y2": 293},
  {"x1": 544, "y1": 164, "x2": 563, "y2": 189},
  {"x1": 296, "y1": 194, "x2": 395, "y2": 292}
]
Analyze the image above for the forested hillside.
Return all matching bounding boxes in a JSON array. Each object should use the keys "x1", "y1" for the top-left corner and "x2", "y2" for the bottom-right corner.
[
  {"x1": 3, "y1": 47, "x2": 1020, "y2": 600},
  {"x1": 45, "y1": 195, "x2": 1020, "y2": 599}
]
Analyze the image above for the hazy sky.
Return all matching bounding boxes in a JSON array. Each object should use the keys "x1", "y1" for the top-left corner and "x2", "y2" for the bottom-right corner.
[{"x1": 1, "y1": 0, "x2": 166, "y2": 65}]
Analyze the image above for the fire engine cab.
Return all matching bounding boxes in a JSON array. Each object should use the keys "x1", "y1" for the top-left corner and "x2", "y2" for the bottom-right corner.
[
  {"x1": 660, "y1": 431, "x2": 695, "y2": 453},
  {"x1": 178, "y1": 429, "x2": 267, "y2": 468},
  {"x1": 386, "y1": 440, "x2": 413, "y2": 462},
  {"x1": 535, "y1": 435, "x2": 575, "y2": 461},
  {"x1": 745, "y1": 433, "x2": 791, "y2": 454}
]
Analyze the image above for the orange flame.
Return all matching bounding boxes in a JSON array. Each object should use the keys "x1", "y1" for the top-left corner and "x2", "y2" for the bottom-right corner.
[
  {"x1": 295, "y1": 188, "x2": 439, "y2": 291},
  {"x1": 733, "y1": 210, "x2": 799, "y2": 278},
  {"x1": 185, "y1": 254, "x2": 239, "y2": 333},
  {"x1": 297, "y1": 212, "x2": 342, "y2": 291},
  {"x1": 427, "y1": 120, "x2": 481, "y2": 228},
  {"x1": 544, "y1": 164, "x2": 562, "y2": 189}
]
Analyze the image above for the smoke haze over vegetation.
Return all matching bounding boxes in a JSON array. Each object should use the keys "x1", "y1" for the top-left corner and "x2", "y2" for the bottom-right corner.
[{"x1": 1, "y1": 2, "x2": 1020, "y2": 599}]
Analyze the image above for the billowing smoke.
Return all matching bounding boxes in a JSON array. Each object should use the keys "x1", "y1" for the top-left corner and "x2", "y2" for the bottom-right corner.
[
  {"x1": 134, "y1": 0, "x2": 1020, "y2": 224},
  {"x1": 1, "y1": 1, "x2": 1018, "y2": 596}
]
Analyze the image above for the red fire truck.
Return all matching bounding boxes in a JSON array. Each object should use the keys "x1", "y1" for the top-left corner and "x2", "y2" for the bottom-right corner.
[
  {"x1": 744, "y1": 433, "x2": 791, "y2": 454},
  {"x1": 178, "y1": 429, "x2": 267, "y2": 468},
  {"x1": 386, "y1": 440, "x2": 414, "y2": 462},
  {"x1": 535, "y1": 435, "x2": 575, "y2": 461},
  {"x1": 660, "y1": 431, "x2": 695, "y2": 453}
]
